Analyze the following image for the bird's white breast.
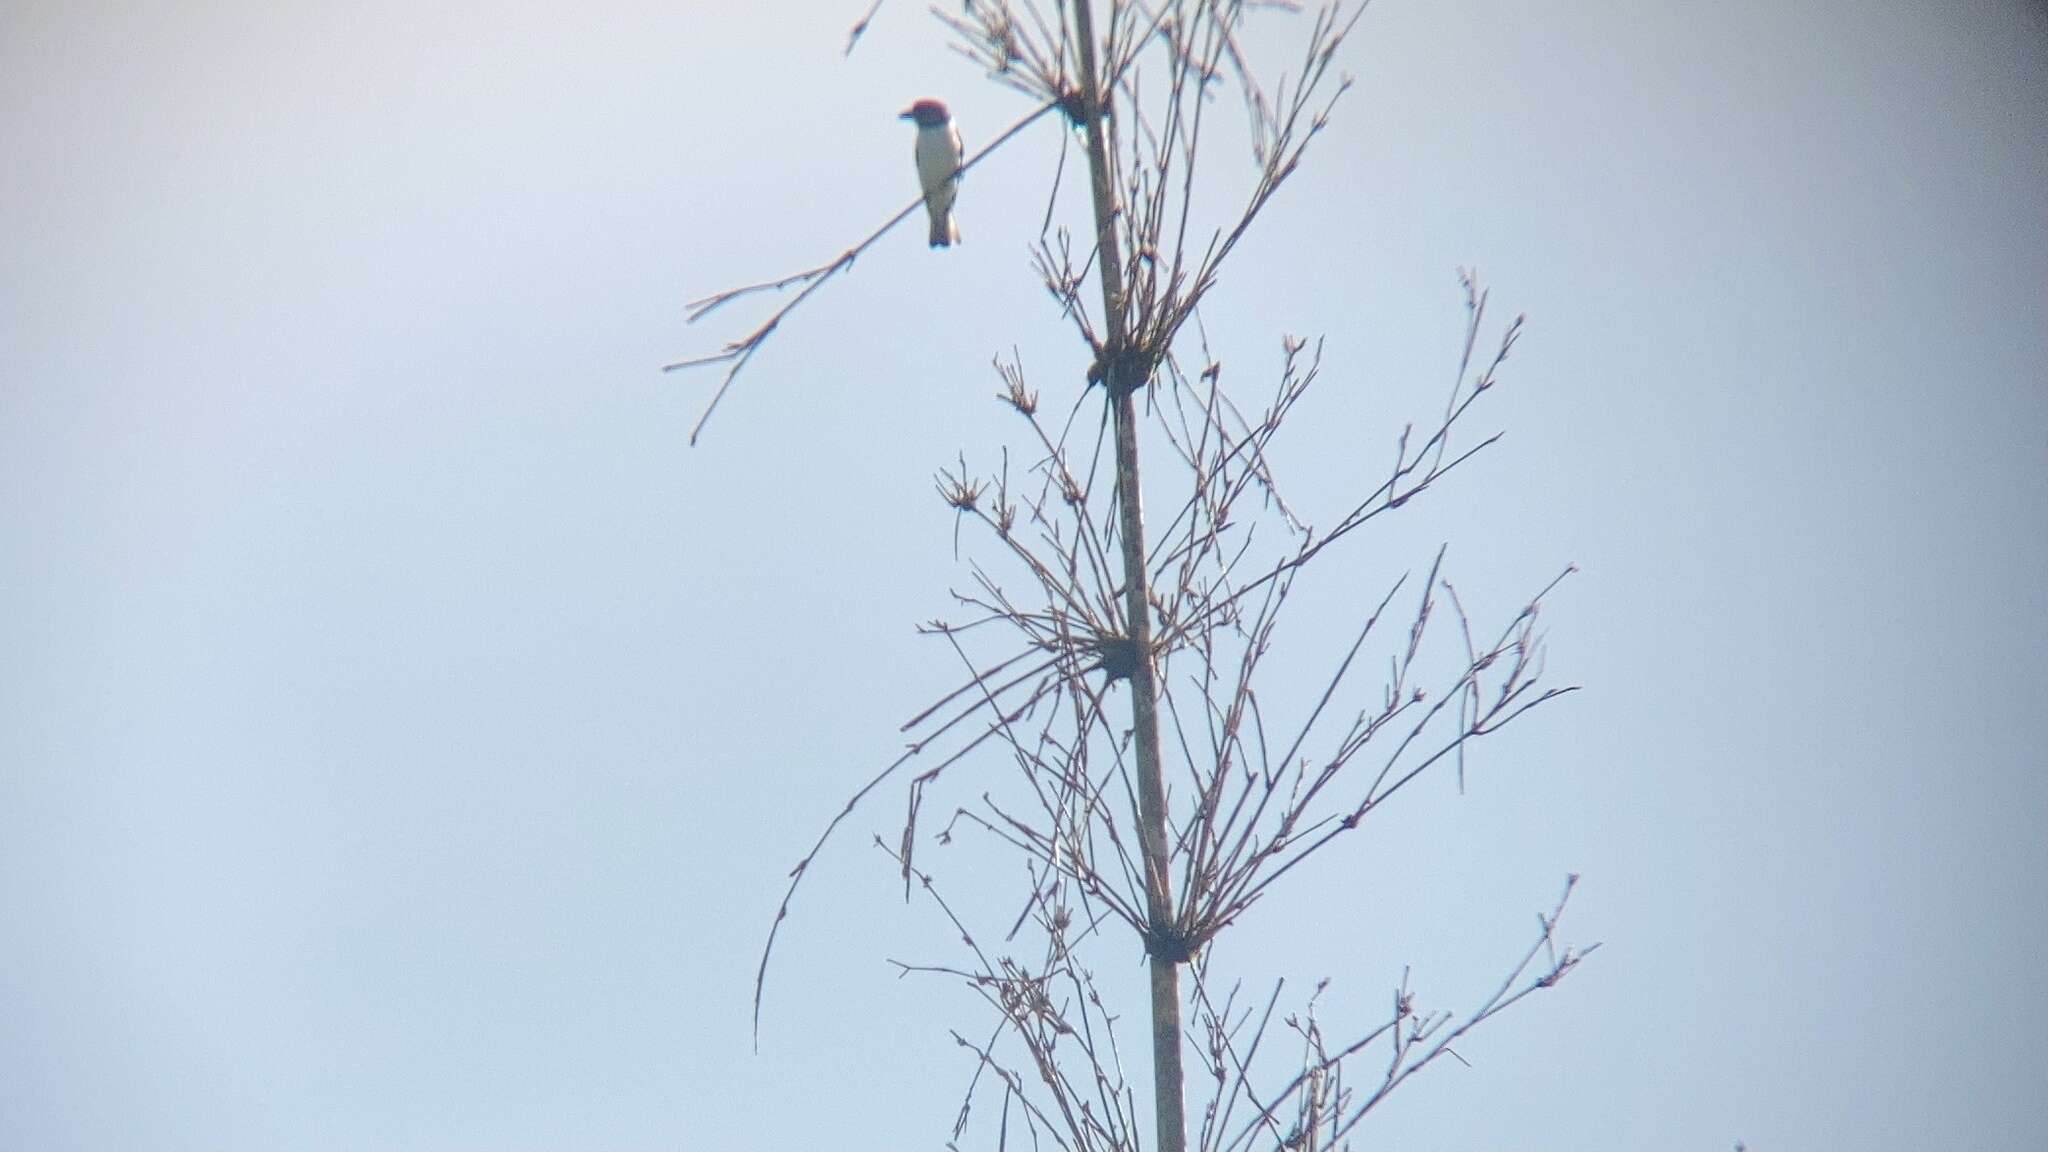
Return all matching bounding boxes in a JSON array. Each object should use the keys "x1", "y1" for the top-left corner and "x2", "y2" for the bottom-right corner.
[{"x1": 913, "y1": 123, "x2": 963, "y2": 196}]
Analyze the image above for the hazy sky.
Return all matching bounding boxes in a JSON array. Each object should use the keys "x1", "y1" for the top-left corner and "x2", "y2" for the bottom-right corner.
[{"x1": 4, "y1": 2, "x2": 2045, "y2": 1149}]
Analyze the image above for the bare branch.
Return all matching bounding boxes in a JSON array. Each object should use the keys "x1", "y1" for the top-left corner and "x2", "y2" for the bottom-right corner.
[{"x1": 666, "y1": 99, "x2": 1063, "y2": 444}]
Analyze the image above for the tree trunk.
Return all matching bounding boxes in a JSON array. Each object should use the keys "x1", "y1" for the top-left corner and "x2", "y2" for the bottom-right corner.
[{"x1": 1070, "y1": 5, "x2": 1186, "y2": 1152}]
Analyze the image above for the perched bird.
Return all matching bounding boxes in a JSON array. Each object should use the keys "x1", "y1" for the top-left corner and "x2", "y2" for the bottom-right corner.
[{"x1": 900, "y1": 98, "x2": 963, "y2": 248}]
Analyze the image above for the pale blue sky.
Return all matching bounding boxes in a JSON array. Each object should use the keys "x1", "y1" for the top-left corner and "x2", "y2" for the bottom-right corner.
[{"x1": 4, "y1": 2, "x2": 2044, "y2": 1149}]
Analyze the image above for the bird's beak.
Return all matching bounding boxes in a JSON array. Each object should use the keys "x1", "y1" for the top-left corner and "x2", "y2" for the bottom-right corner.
[{"x1": 897, "y1": 107, "x2": 916, "y2": 120}]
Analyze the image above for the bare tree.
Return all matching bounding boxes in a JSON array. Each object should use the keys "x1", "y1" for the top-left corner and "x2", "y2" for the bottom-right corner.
[{"x1": 670, "y1": 4, "x2": 1595, "y2": 1151}]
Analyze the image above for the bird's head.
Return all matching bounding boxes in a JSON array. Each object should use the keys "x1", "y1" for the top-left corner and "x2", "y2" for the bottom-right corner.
[{"x1": 899, "y1": 99, "x2": 952, "y2": 127}]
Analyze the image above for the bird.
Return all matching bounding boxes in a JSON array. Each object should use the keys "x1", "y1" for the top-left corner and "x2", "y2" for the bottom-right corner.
[{"x1": 900, "y1": 98, "x2": 963, "y2": 248}]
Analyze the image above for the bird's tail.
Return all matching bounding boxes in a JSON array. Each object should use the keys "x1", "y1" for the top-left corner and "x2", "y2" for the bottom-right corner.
[{"x1": 928, "y1": 211, "x2": 960, "y2": 248}]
